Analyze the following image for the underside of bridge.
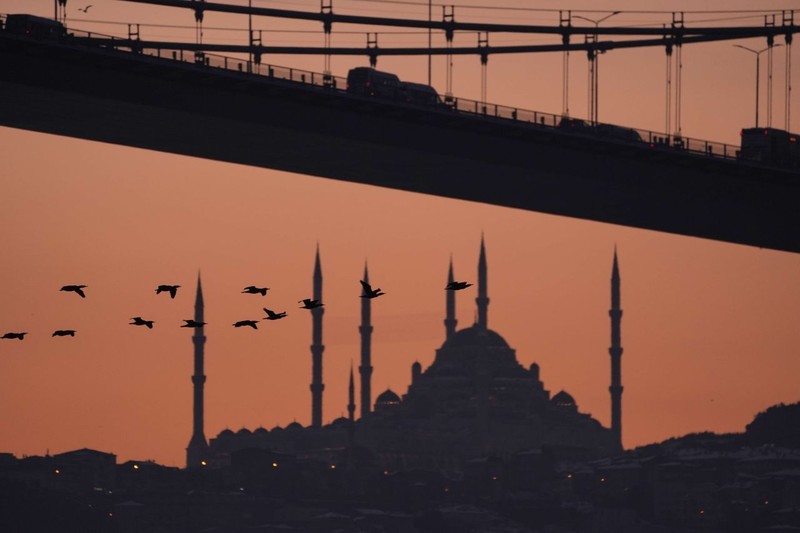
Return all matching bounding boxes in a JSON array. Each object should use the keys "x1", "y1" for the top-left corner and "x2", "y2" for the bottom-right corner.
[{"x1": 1, "y1": 34, "x2": 798, "y2": 253}]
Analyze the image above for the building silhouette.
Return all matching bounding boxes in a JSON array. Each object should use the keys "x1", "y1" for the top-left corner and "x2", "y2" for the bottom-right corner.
[{"x1": 207, "y1": 239, "x2": 622, "y2": 469}]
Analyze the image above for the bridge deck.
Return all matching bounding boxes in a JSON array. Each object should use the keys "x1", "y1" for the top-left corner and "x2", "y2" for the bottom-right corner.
[{"x1": 1, "y1": 32, "x2": 798, "y2": 253}]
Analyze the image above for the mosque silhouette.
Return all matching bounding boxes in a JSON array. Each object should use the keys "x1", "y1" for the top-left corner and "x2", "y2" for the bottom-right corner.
[{"x1": 186, "y1": 238, "x2": 623, "y2": 472}]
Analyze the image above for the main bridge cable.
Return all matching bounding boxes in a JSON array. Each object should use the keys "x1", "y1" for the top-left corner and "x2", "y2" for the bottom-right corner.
[
  {"x1": 115, "y1": 0, "x2": 797, "y2": 39},
  {"x1": 78, "y1": 29, "x2": 799, "y2": 57}
]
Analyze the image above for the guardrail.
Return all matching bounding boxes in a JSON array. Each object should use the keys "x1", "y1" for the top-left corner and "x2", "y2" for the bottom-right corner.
[{"x1": 2, "y1": 13, "x2": 742, "y2": 164}]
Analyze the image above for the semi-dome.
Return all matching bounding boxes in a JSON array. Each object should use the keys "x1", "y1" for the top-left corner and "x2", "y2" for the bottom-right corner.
[
  {"x1": 217, "y1": 429, "x2": 235, "y2": 439},
  {"x1": 440, "y1": 325, "x2": 510, "y2": 350},
  {"x1": 552, "y1": 390, "x2": 577, "y2": 408},
  {"x1": 285, "y1": 421, "x2": 304, "y2": 430},
  {"x1": 236, "y1": 428, "x2": 252, "y2": 436},
  {"x1": 253, "y1": 426, "x2": 269, "y2": 436},
  {"x1": 376, "y1": 389, "x2": 401, "y2": 404}
]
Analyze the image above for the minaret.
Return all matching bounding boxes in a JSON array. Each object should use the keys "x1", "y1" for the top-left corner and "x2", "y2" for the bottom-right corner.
[
  {"x1": 310, "y1": 245, "x2": 325, "y2": 428},
  {"x1": 186, "y1": 272, "x2": 209, "y2": 468},
  {"x1": 445, "y1": 256, "x2": 457, "y2": 339},
  {"x1": 359, "y1": 262, "x2": 374, "y2": 419},
  {"x1": 348, "y1": 363, "x2": 356, "y2": 423},
  {"x1": 609, "y1": 248, "x2": 624, "y2": 448},
  {"x1": 476, "y1": 234, "x2": 490, "y2": 331}
]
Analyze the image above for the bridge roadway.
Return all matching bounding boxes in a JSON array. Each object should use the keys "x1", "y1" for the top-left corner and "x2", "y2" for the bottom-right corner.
[{"x1": 1, "y1": 33, "x2": 798, "y2": 253}]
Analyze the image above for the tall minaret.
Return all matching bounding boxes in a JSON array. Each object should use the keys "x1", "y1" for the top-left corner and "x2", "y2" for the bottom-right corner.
[
  {"x1": 186, "y1": 272, "x2": 209, "y2": 468},
  {"x1": 310, "y1": 244, "x2": 325, "y2": 428},
  {"x1": 359, "y1": 262, "x2": 374, "y2": 419},
  {"x1": 348, "y1": 363, "x2": 356, "y2": 423},
  {"x1": 609, "y1": 248, "x2": 624, "y2": 448},
  {"x1": 445, "y1": 256, "x2": 457, "y2": 339},
  {"x1": 476, "y1": 235, "x2": 490, "y2": 331}
]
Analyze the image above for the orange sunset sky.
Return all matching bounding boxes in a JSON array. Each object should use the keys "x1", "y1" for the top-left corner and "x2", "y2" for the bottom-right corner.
[{"x1": 1, "y1": 0, "x2": 799, "y2": 467}]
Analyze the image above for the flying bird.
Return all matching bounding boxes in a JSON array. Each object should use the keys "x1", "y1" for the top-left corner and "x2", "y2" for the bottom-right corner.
[
  {"x1": 60, "y1": 285, "x2": 87, "y2": 298},
  {"x1": 298, "y1": 298, "x2": 323, "y2": 309},
  {"x1": 52, "y1": 330, "x2": 76, "y2": 337},
  {"x1": 445, "y1": 281, "x2": 473, "y2": 291},
  {"x1": 130, "y1": 316, "x2": 155, "y2": 329},
  {"x1": 233, "y1": 320, "x2": 259, "y2": 329},
  {"x1": 156, "y1": 284, "x2": 181, "y2": 299},
  {"x1": 2, "y1": 332, "x2": 27, "y2": 340},
  {"x1": 263, "y1": 308, "x2": 287, "y2": 320},
  {"x1": 77, "y1": 5, "x2": 92, "y2": 13},
  {"x1": 359, "y1": 279, "x2": 385, "y2": 299},
  {"x1": 242, "y1": 286, "x2": 269, "y2": 296},
  {"x1": 181, "y1": 319, "x2": 206, "y2": 328}
]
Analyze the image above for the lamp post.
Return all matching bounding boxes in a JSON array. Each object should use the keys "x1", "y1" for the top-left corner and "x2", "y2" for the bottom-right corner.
[
  {"x1": 734, "y1": 44, "x2": 783, "y2": 127},
  {"x1": 574, "y1": 11, "x2": 619, "y2": 125}
]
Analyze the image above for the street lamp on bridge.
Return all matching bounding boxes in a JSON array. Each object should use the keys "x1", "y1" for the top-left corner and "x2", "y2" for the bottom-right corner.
[
  {"x1": 734, "y1": 43, "x2": 783, "y2": 128},
  {"x1": 573, "y1": 11, "x2": 620, "y2": 126}
]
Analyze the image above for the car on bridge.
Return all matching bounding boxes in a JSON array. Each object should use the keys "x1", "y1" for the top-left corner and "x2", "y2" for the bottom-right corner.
[
  {"x1": 4, "y1": 14, "x2": 66, "y2": 38},
  {"x1": 558, "y1": 117, "x2": 643, "y2": 143},
  {"x1": 739, "y1": 127, "x2": 800, "y2": 170}
]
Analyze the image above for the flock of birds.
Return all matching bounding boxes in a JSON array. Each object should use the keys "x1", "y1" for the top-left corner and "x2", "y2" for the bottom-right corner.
[{"x1": 1, "y1": 280, "x2": 474, "y2": 340}]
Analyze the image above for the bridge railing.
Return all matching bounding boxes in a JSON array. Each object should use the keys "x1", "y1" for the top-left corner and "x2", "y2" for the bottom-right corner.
[{"x1": 5, "y1": 18, "x2": 743, "y2": 165}]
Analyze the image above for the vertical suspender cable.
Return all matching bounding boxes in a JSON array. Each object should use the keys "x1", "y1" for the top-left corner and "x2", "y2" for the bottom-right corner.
[
  {"x1": 665, "y1": 40, "x2": 673, "y2": 140},
  {"x1": 560, "y1": 11, "x2": 571, "y2": 117},
  {"x1": 428, "y1": 0, "x2": 432, "y2": 86},
  {"x1": 672, "y1": 12, "x2": 684, "y2": 140},
  {"x1": 479, "y1": 32, "x2": 488, "y2": 109},
  {"x1": 322, "y1": 0, "x2": 333, "y2": 84},
  {"x1": 444, "y1": 5, "x2": 455, "y2": 103},
  {"x1": 766, "y1": 15, "x2": 776, "y2": 128},
  {"x1": 787, "y1": 32, "x2": 794, "y2": 131}
]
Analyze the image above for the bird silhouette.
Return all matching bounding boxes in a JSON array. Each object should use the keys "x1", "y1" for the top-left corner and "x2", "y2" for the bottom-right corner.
[
  {"x1": 181, "y1": 319, "x2": 206, "y2": 328},
  {"x1": 52, "y1": 330, "x2": 76, "y2": 337},
  {"x1": 242, "y1": 286, "x2": 269, "y2": 296},
  {"x1": 2, "y1": 332, "x2": 27, "y2": 340},
  {"x1": 130, "y1": 317, "x2": 155, "y2": 329},
  {"x1": 156, "y1": 284, "x2": 181, "y2": 299},
  {"x1": 359, "y1": 279, "x2": 385, "y2": 299},
  {"x1": 263, "y1": 308, "x2": 287, "y2": 320},
  {"x1": 77, "y1": 5, "x2": 92, "y2": 13},
  {"x1": 298, "y1": 298, "x2": 323, "y2": 309},
  {"x1": 233, "y1": 320, "x2": 259, "y2": 329},
  {"x1": 61, "y1": 285, "x2": 87, "y2": 298},
  {"x1": 445, "y1": 281, "x2": 473, "y2": 291}
]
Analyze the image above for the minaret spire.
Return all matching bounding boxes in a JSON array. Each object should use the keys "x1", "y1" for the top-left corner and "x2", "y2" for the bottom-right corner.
[
  {"x1": 359, "y1": 261, "x2": 374, "y2": 419},
  {"x1": 310, "y1": 244, "x2": 325, "y2": 428},
  {"x1": 609, "y1": 247, "x2": 624, "y2": 449},
  {"x1": 476, "y1": 234, "x2": 490, "y2": 331},
  {"x1": 348, "y1": 363, "x2": 356, "y2": 423},
  {"x1": 186, "y1": 271, "x2": 209, "y2": 468},
  {"x1": 445, "y1": 255, "x2": 457, "y2": 339}
]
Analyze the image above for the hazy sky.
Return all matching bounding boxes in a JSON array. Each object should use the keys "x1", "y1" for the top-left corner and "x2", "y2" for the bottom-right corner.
[{"x1": 1, "y1": 0, "x2": 799, "y2": 467}]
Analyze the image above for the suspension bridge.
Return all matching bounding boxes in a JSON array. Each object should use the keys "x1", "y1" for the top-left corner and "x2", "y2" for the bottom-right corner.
[{"x1": 1, "y1": 2, "x2": 799, "y2": 253}]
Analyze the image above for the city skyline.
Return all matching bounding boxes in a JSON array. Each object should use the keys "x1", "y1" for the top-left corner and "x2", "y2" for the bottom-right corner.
[{"x1": 1, "y1": 0, "x2": 799, "y2": 467}]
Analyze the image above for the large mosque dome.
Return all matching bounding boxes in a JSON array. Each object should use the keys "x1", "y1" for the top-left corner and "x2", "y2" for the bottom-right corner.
[{"x1": 440, "y1": 324, "x2": 510, "y2": 350}]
